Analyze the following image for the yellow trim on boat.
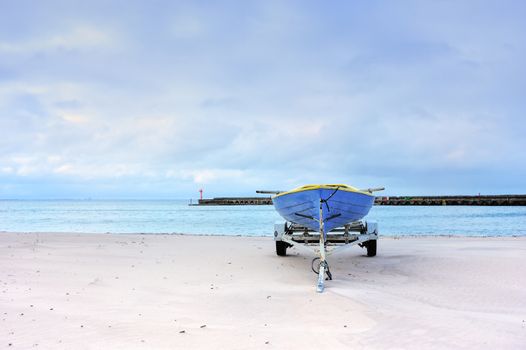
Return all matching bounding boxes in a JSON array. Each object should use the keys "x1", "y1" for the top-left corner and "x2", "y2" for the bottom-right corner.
[{"x1": 273, "y1": 184, "x2": 373, "y2": 198}]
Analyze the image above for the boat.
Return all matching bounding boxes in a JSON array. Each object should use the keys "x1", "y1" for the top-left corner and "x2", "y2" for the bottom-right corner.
[
  {"x1": 272, "y1": 184, "x2": 376, "y2": 234},
  {"x1": 267, "y1": 184, "x2": 383, "y2": 292}
]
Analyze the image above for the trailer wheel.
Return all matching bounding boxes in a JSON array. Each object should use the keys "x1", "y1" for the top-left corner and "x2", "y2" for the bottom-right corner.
[
  {"x1": 276, "y1": 241, "x2": 289, "y2": 256},
  {"x1": 365, "y1": 239, "x2": 377, "y2": 257}
]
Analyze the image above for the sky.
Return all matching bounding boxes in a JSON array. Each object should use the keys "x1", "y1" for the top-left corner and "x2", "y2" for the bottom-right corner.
[{"x1": 0, "y1": 0, "x2": 525, "y2": 199}]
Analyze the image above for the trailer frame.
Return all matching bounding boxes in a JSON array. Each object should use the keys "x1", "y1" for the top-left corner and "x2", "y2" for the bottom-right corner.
[{"x1": 274, "y1": 219, "x2": 378, "y2": 292}]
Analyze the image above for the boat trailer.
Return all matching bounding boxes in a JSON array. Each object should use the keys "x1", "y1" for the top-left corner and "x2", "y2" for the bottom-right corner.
[{"x1": 274, "y1": 219, "x2": 378, "y2": 293}]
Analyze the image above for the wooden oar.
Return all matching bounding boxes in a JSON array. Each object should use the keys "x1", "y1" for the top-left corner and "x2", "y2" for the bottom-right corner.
[
  {"x1": 361, "y1": 187, "x2": 385, "y2": 193},
  {"x1": 256, "y1": 190, "x2": 284, "y2": 194}
]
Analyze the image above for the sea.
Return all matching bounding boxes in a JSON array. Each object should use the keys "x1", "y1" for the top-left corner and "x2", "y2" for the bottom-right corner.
[{"x1": 1, "y1": 200, "x2": 525, "y2": 237}]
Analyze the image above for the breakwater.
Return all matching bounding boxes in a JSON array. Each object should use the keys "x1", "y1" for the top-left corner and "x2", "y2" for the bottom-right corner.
[
  {"x1": 194, "y1": 197, "x2": 272, "y2": 206},
  {"x1": 375, "y1": 195, "x2": 526, "y2": 206},
  {"x1": 192, "y1": 195, "x2": 526, "y2": 206}
]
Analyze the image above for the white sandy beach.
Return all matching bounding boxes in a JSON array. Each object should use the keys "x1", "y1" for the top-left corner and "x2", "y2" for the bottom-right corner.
[{"x1": 1, "y1": 233, "x2": 525, "y2": 349}]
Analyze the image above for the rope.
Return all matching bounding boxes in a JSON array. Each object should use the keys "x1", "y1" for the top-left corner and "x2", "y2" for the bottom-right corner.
[
  {"x1": 311, "y1": 257, "x2": 320, "y2": 274},
  {"x1": 311, "y1": 257, "x2": 333, "y2": 280},
  {"x1": 320, "y1": 187, "x2": 340, "y2": 212}
]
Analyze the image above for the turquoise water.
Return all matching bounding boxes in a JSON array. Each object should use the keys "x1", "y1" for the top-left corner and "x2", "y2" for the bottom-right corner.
[{"x1": 1, "y1": 200, "x2": 525, "y2": 236}]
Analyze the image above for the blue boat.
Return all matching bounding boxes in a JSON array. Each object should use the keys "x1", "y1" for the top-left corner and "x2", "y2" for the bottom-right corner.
[{"x1": 272, "y1": 184, "x2": 376, "y2": 233}]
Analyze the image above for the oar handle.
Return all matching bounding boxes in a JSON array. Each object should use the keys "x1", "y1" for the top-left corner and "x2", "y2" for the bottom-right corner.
[
  {"x1": 362, "y1": 187, "x2": 385, "y2": 193},
  {"x1": 256, "y1": 190, "x2": 283, "y2": 194}
]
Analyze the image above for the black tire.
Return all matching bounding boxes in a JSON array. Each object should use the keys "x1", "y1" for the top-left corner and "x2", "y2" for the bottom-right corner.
[
  {"x1": 365, "y1": 239, "x2": 377, "y2": 257},
  {"x1": 276, "y1": 241, "x2": 288, "y2": 256}
]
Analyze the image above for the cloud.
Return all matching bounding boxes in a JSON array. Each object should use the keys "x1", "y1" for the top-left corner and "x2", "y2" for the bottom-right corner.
[
  {"x1": 0, "y1": 25, "x2": 114, "y2": 54},
  {"x1": 166, "y1": 168, "x2": 247, "y2": 184},
  {"x1": 0, "y1": 0, "x2": 525, "y2": 198}
]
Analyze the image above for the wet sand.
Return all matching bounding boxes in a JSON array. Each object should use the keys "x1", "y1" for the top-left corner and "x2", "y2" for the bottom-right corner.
[{"x1": 1, "y1": 233, "x2": 525, "y2": 349}]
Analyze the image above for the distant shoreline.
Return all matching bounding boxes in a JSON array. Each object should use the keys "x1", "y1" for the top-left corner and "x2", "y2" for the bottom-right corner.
[{"x1": 193, "y1": 194, "x2": 526, "y2": 206}]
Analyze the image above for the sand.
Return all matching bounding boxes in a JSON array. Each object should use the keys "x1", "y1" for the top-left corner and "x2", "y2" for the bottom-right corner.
[{"x1": 1, "y1": 232, "x2": 525, "y2": 349}]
